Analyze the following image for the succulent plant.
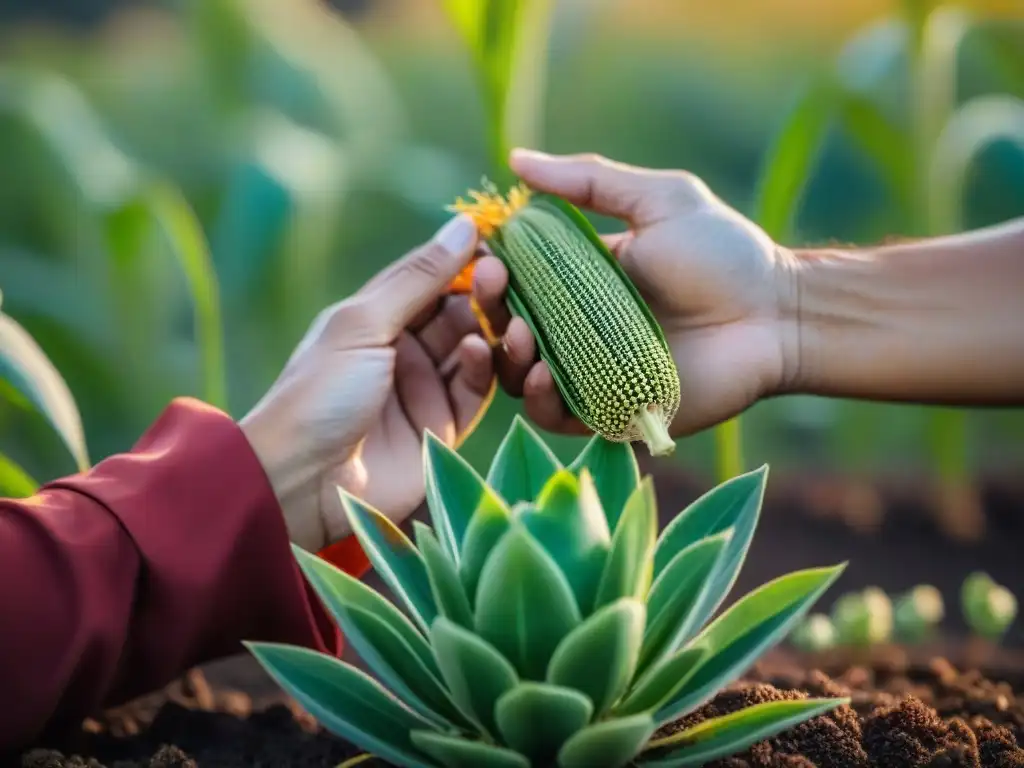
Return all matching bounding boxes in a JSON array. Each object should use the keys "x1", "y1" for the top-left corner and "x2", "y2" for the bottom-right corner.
[
  {"x1": 790, "y1": 613, "x2": 837, "y2": 653},
  {"x1": 246, "y1": 417, "x2": 848, "y2": 768},
  {"x1": 962, "y1": 571, "x2": 1018, "y2": 641},
  {"x1": 831, "y1": 587, "x2": 893, "y2": 647},
  {"x1": 893, "y1": 585, "x2": 945, "y2": 643}
]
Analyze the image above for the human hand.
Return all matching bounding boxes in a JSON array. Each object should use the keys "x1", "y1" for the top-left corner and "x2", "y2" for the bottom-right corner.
[
  {"x1": 241, "y1": 215, "x2": 495, "y2": 552},
  {"x1": 473, "y1": 150, "x2": 799, "y2": 438}
]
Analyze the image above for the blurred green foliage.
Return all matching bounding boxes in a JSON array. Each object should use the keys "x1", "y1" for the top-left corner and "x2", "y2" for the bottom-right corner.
[{"x1": 0, "y1": 0, "x2": 1022, "y2": 494}]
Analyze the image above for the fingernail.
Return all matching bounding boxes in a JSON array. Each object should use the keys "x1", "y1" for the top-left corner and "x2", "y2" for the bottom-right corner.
[{"x1": 435, "y1": 214, "x2": 477, "y2": 256}]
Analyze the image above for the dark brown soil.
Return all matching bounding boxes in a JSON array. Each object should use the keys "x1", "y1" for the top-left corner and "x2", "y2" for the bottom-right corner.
[{"x1": 17, "y1": 651, "x2": 1024, "y2": 768}]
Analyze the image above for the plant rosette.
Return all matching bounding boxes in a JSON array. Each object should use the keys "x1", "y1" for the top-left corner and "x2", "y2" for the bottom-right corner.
[{"x1": 247, "y1": 416, "x2": 848, "y2": 768}]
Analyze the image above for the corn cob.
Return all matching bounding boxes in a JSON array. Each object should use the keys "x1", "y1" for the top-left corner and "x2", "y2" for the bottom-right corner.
[{"x1": 450, "y1": 182, "x2": 681, "y2": 457}]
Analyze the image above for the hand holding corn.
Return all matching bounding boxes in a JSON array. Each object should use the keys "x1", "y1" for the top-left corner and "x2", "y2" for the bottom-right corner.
[
  {"x1": 471, "y1": 150, "x2": 1024, "y2": 440},
  {"x1": 471, "y1": 149, "x2": 793, "y2": 440}
]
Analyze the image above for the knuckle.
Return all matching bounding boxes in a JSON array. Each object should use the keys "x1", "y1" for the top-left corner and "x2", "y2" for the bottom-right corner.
[
  {"x1": 665, "y1": 169, "x2": 711, "y2": 205},
  {"x1": 400, "y1": 244, "x2": 449, "y2": 282},
  {"x1": 322, "y1": 298, "x2": 374, "y2": 338}
]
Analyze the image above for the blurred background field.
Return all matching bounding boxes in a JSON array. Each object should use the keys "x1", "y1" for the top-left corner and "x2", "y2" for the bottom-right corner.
[{"x1": 0, "y1": 0, "x2": 1022, "y2": 500}]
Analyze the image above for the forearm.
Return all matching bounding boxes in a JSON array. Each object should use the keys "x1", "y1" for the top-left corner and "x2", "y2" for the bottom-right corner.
[
  {"x1": 0, "y1": 399, "x2": 344, "y2": 750},
  {"x1": 782, "y1": 218, "x2": 1024, "y2": 405}
]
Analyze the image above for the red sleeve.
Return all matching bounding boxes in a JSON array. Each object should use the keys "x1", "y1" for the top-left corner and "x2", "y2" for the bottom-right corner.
[{"x1": 0, "y1": 397, "x2": 368, "y2": 750}]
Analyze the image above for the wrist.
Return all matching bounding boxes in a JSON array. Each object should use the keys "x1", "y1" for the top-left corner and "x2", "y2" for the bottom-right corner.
[{"x1": 770, "y1": 244, "x2": 806, "y2": 397}]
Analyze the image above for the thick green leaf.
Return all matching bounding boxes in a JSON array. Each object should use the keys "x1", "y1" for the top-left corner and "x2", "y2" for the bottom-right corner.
[
  {"x1": 458, "y1": 491, "x2": 513, "y2": 605},
  {"x1": 486, "y1": 413, "x2": 562, "y2": 505},
  {"x1": 291, "y1": 545, "x2": 439, "y2": 676},
  {"x1": 568, "y1": 434, "x2": 641, "y2": 530},
  {"x1": 547, "y1": 599, "x2": 645, "y2": 716},
  {"x1": 339, "y1": 488, "x2": 438, "y2": 633},
  {"x1": 0, "y1": 311, "x2": 89, "y2": 471},
  {"x1": 593, "y1": 478, "x2": 658, "y2": 609},
  {"x1": 752, "y1": 77, "x2": 837, "y2": 241},
  {"x1": 431, "y1": 616, "x2": 519, "y2": 738},
  {"x1": 517, "y1": 469, "x2": 610, "y2": 612},
  {"x1": 639, "y1": 531, "x2": 733, "y2": 674},
  {"x1": 557, "y1": 713, "x2": 656, "y2": 768},
  {"x1": 614, "y1": 647, "x2": 708, "y2": 717},
  {"x1": 0, "y1": 451, "x2": 38, "y2": 497},
  {"x1": 495, "y1": 682, "x2": 593, "y2": 763},
  {"x1": 475, "y1": 524, "x2": 582, "y2": 679},
  {"x1": 656, "y1": 565, "x2": 846, "y2": 724},
  {"x1": 424, "y1": 430, "x2": 500, "y2": 564},
  {"x1": 414, "y1": 522, "x2": 473, "y2": 629},
  {"x1": 640, "y1": 698, "x2": 848, "y2": 767},
  {"x1": 328, "y1": 602, "x2": 466, "y2": 728},
  {"x1": 411, "y1": 730, "x2": 528, "y2": 768},
  {"x1": 245, "y1": 642, "x2": 436, "y2": 768},
  {"x1": 652, "y1": 466, "x2": 769, "y2": 648}
]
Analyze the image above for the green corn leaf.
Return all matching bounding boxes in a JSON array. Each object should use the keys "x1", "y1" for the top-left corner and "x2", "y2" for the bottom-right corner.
[
  {"x1": 568, "y1": 433, "x2": 641, "y2": 530},
  {"x1": 245, "y1": 642, "x2": 437, "y2": 768},
  {"x1": 0, "y1": 451, "x2": 38, "y2": 498},
  {"x1": 547, "y1": 598, "x2": 645, "y2": 716},
  {"x1": 652, "y1": 466, "x2": 769, "y2": 647},
  {"x1": 486, "y1": 413, "x2": 562, "y2": 506},
  {"x1": 656, "y1": 565, "x2": 846, "y2": 724},
  {"x1": 640, "y1": 697, "x2": 849, "y2": 767},
  {"x1": 557, "y1": 713, "x2": 657, "y2": 768},
  {"x1": 593, "y1": 477, "x2": 658, "y2": 609},
  {"x1": 0, "y1": 311, "x2": 89, "y2": 472},
  {"x1": 840, "y1": 92, "x2": 914, "y2": 214},
  {"x1": 414, "y1": 522, "x2": 474, "y2": 629},
  {"x1": 440, "y1": 0, "x2": 554, "y2": 179},
  {"x1": 475, "y1": 524, "x2": 582, "y2": 679},
  {"x1": 291, "y1": 545, "x2": 440, "y2": 677},
  {"x1": 339, "y1": 488, "x2": 438, "y2": 634},
  {"x1": 458, "y1": 491, "x2": 513, "y2": 606},
  {"x1": 424, "y1": 430, "x2": 500, "y2": 564},
  {"x1": 639, "y1": 531, "x2": 733, "y2": 675},
  {"x1": 431, "y1": 616, "x2": 519, "y2": 739},
  {"x1": 136, "y1": 183, "x2": 226, "y2": 410},
  {"x1": 495, "y1": 682, "x2": 593, "y2": 763},
  {"x1": 613, "y1": 647, "x2": 707, "y2": 717},
  {"x1": 752, "y1": 77, "x2": 838, "y2": 241},
  {"x1": 517, "y1": 469, "x2": 611, "y2": 612},
  {"x1": 411, "y1": 729, "x2": 529, "y2": 768}
]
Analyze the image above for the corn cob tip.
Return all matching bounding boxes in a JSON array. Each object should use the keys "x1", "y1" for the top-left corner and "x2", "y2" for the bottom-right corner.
[
  {"x1": 632, "y1": 404, "x2": 676, "y2": 457},
  {"x1": 448, "y1": 180, "x2": 532, "y2": 238}
]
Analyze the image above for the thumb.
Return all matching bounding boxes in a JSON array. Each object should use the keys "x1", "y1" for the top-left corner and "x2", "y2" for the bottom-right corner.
[
  {"x1": 509, "y1": 149, "x2": 692, "y2": 226},
  {"x1": 361, "y1": 214, "x2": 479, "y2": 337}
]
